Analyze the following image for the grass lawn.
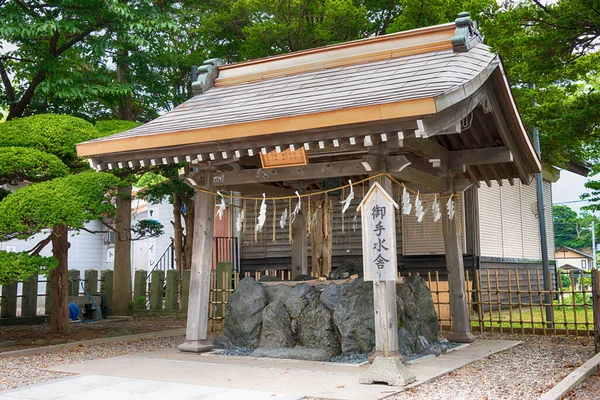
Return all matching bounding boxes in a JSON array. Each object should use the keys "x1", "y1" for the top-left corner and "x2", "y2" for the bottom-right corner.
[{"x1": 470, "y1": 305, "x2": 595, "y2": 333}]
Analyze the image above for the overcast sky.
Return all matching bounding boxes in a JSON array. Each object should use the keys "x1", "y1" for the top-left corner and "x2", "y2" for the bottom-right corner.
[{"x1": 552, "y1": 170, "x2": 598, "y2": 214}]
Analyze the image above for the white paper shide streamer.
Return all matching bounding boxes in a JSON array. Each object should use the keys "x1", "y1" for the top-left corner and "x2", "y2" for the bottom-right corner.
[
  {"x1": 236, "y1": 209, "x2": 245, "y2": 232},
  {"x1": 256, "y1": 193, "x2": 267, "y2": 232},
  {"x1": 447, "y1": 196, "x2": 455, "y2": 220},
  {"x1": 215, "y1": 191, "x2": 227, "y2": 221},
  {"x1": 402, "y1": 186, "x2": 412, "y2": 215},
  {"x1": 340, "y1": 180, "x2": 354, "y2": 214},
  {"x1": 280, "y1": 208, "x2": 288, "y2": 229},
  {"x1": 414, "y1": 191, "x2": 425, "y2": 222},
  {"x1": 432, "y1": 194, "x2": 441, "y2": 222},
  {"x1": 291, "y1": 191, "x2": 302, "y2": 224}
]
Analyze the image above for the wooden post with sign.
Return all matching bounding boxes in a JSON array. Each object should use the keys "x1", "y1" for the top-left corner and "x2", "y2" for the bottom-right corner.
[{"x1": 357, "y1": 180, "x2": 402, "y2": 360}]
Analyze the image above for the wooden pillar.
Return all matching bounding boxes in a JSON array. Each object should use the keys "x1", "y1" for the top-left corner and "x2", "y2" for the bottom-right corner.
[
  {"x1": 370, "y1": 177, "x2": 401, "y2": 360},
  {"x1": 178, "y1": 172, "x2": 215, "y2": 353},
  {"x1": 442, "y1": 192, "x2": 475, "y2": 343},
  {"x1": 291, "y1": 202, "x2": 308, "y2": 278}
]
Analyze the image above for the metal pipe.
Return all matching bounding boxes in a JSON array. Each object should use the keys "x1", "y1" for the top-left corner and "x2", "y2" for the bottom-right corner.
[{"x1": 533, "y1": 127, "x2": 554, "y2": 326}]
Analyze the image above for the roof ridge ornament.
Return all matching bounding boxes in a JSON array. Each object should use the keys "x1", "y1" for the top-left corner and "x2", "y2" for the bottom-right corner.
[
  {"x1": 192, "y1": 58, "x2": 225, "y2": 95},
  {"x1": 451, "y1": 12, "x2": 483, "y2": 52}
]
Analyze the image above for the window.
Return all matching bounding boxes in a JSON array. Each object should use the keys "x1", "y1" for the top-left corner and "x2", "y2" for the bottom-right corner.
[{"x1": 581, "y1": 259, "x2": 587, "y2": 270}]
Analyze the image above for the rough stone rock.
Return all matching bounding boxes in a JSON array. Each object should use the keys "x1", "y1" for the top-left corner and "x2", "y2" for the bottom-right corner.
[
  {"x1": 49, "y1": 338, "x2": 65, "y2": 345},
  {"x1": 359, "y1": 357, "x2": 416, "y2": 386},
  {"x1": 259, "y1": 300, "x2": 294, "y2": 348},
  {"x1": 0, "y1": 340, "x2": 17, "y2": 348},
  {"x1": 284, "y1": 294, "x2": 308, "y2": 318},
  {"x1": 252, "y1": 346, "x2": 332, "y2": 361},
  {"x1": 292, "y1": 283, "x2": 312, "y2": 298},
  {"x1": 397, "y1": 276, "x2": 439, "y2": 354},
  {"x1": 290, "y1": 319, "x2": 298, "y2": 335},
  {"x1": 224, "y1": 277, "x2": 267, "y2": 348},
  {"x1": 34, "y1": 339, "x2": 46, "y2": 346},
  {"x1": 320, "y1": 283, "x2": 341, "y2": 310},
  {"x1": 297, "y1": 300, "x2": 340, "y2": 355},
  {"x1": 306, "y1": 291, "x2": 320, "y2": 302},
  {"x1": 264, "y1": 284, "x2": 294, "y2": 304},
  {"x1": 212, "y1": 335, "x2": 232, "y2": 349},
  {"x1": 333, "y1": 279, "x2": 375, "y2": 355},
  {"x1": 421, "y1": 343, "x2": 444, "y2": 356}
]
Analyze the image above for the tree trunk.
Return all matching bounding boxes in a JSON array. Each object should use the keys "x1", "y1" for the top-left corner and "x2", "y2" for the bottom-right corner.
[
  {"x1": 116, "y1": 48, "x2": 133, "y2": 121},
  {"x1": 50, "y1": 224, "x2": 71, "y2": 334},
  {"x1": 183, "y1": 196, "x2": 195, "y2": 270},
  {"x1": 173, "y1": 194, "x2": 184, "y2": 271},
  {"x1": 112, "y1": 185, "x2": 132, "y2": 315},
  {"x1": 310, "y1": 198, "x2": 333, "y2": 277}
]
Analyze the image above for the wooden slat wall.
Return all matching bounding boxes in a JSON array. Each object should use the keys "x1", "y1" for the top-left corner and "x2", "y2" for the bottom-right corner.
[
  {"x1": 402, "y1": 192, "x2": 465, "y2": 256},
  {"x1": 478, "y1": 183, "x2": 504, "y2": 257},
  {"x1": 240, "y1": 194, "x2": 403, "y2": 269},
  {"x1": 479, "y1": 180, "x2": 554, "y2": 259},
  {"x1": 501, "y1": 183, "x2": 524, "y2": 258},
  {"x1": 521, "y1": 180, "x2": 541, "y2": 259}
]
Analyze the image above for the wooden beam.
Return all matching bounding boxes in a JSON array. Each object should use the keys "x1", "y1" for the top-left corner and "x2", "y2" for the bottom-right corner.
[
  {"x1": 385, "y1": 155, "x2": 411, "y2": 173},
  {"x1": 450, "y1": 147, "x2": 512, "y2": 169},
  {"x1": 391, "y1": 167, "x2": 448, "y2": 192},
  {"x1": 403, "y1": 138, "x2": 450, "y2": 167},
  {"x1": 213, "y1": 160, "x2": 367, "y2": 186},
  {"x1": 485, "y1": 85, "x2": 531, "y2": 184}
]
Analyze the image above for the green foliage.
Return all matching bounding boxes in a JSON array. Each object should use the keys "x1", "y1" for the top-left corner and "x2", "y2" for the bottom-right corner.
[
  {"x1": 560, "y1": 273, "x2": 572, "y2": 290},
  {"x1": 131, "y1": 219, "x2": 164, "y2": 240},
  {"x1": 0, "y1": 0, "x2": 181, "y2": 120},
  {"x1": 482, "y1": 1, "x2": 600, "y2": 169},
  {"x1": 0, "y1": 147, "x2": 69, "y2": 185},
  {"x1": 0, "y1": 171, "x2": 121, "y2": 240},
  {"x1": 135, "y1": 172, "x2": 168, "y2": 189},
  {"x1": 135, "y1": 165, "x2": 192, "y2": 205},
  {"x1": 96, "y1": 120, "x2": 142, "y2": 136},
  {"x1": 553, "y1": 205, "x2": 600, "y2": 250},
  {"x1": 129, "y1": 296, "x2": 147, "y2": 310},
  {"x1": 0, "y1": 114, "x2": 101, "y2": 169},
  {"x1": 0, "y1": 251, "x2": 58, "y2": 285},
  {"x1": 582, "y1": 179, "x2": 600, "y2": 213}
]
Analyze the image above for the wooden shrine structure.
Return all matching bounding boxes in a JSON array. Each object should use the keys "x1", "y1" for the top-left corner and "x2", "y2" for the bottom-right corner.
[{"x1": 77, "y1": 13, "x2": 541, "y2": 353}]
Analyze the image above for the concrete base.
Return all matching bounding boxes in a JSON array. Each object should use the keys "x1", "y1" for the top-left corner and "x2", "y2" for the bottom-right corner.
[
  {"x1": 359, "y1": 356, "x2": 416, "y2": 387},
  {"x1": 368, "y1": 350, "x2": 405, "y2": 363},
  {"x1": 447, "y1": 331, "x2": 476, "y2": 343},
  {"x1": 177, "y1": 340, "x2": 213, "y2": 353}
]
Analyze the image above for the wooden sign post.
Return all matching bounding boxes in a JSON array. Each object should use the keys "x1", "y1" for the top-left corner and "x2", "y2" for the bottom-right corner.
[{"x1": 357, "y1": 181, "x2": 401, "y2": 359}]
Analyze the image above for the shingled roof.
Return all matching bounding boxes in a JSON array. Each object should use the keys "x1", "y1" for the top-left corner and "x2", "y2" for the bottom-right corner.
[{"x1": 77, "y1": 13, "x2": 540, "y2": 187}]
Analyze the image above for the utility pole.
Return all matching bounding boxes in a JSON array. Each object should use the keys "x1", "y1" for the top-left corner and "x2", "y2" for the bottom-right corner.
[
  {"x1": 592, "y1": 220, "x2": 597, "y2": 270},
  {"x1": 533, "y1": 127, "x2": 554, "y2": 326}
]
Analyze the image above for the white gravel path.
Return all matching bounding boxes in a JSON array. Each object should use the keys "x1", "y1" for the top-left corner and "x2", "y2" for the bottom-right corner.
[
  {"x1": 391, "y1": 333, "x2": 597, "y2": 400},
  {"x1": 0, "y1": 335, "x2": 184, "y2": 392},
  {"x1": 2, "y1": 332, "x2": 598, "y2": 399}
]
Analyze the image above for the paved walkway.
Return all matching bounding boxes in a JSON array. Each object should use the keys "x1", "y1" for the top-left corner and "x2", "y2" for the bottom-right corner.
[{"x1": 0, "y1": 340, "x2": 520, "y2": 400}]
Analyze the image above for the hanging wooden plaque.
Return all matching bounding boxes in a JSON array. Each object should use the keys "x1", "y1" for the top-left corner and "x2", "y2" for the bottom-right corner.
[{"x1": 260, "y1": 147, "x2": 308, "y2": 169}]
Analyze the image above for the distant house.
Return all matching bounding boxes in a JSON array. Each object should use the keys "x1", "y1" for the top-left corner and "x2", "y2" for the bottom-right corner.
[{"x1": 555, "y1": 247, "x2": 594, "y2": 272}]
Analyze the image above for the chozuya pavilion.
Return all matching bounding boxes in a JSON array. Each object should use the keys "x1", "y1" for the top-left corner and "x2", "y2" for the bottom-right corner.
[{"x1": 76, "y1": 13, "x2": 541, "y2": 355}]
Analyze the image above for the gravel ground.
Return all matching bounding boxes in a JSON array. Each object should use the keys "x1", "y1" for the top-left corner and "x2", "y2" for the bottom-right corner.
[
  {"x1": 0, "y1": 335, "x2": 185, "y2": 392},
  {"x1": 391, "y1": 332, "x2": 597, "y2": 400},
  {"x1": 0, "y1": 316, "x2": 187, "y2": 351}
]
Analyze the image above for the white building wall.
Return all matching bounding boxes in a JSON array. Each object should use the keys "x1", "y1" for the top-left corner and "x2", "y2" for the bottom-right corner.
[{"x1": 478, "y1": 179, "x2": 554, "y2": 259}]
